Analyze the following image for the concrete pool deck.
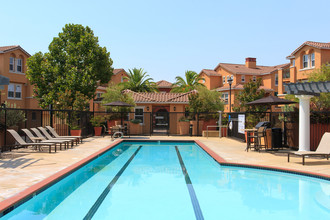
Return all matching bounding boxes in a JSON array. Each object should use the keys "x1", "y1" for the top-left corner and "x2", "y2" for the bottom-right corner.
[{"x1": 0, "y1": 136, "x2": 329, "y2": 202}]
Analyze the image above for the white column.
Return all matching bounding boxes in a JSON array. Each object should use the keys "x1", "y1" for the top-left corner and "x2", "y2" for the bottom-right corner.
[{"x1": 295, "y1": 95, "x2": 313, "y2": 151}]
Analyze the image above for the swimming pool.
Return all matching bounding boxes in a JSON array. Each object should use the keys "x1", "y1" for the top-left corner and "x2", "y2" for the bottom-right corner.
[{"x1": 1, "y1": 141, "x2": 329, "y2": 219}]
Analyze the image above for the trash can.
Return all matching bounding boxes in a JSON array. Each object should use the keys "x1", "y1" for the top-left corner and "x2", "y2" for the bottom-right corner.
[
  {"x1": 189, "y1": 124, "x2": 193, "y2": 137},
  {"x1": 271, "y1": 128, "x2": 282, "y2": 148}
]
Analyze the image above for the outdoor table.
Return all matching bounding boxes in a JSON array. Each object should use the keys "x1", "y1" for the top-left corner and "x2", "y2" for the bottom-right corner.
[{"x1": 29, "y1": 137, "x2": 44, "y2": 151}]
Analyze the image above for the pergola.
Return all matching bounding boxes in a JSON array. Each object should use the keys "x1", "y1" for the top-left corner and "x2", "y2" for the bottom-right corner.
[{"x1": 284, "y1": 81, "x2": 330, "y2": 151}]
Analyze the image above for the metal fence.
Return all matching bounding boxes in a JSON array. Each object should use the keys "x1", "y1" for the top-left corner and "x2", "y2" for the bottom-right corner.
[
  {"x1": 227, "y1": 111, "x2": 330, "y2": 151},
  {"x1": 0, "y1": 107, "x2": 329, "y2": 152}
]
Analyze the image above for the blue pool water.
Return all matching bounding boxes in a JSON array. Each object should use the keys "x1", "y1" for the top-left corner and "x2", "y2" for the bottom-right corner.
[{"x1": 1, "y1": 141, "x2": 330, "y2": 219}]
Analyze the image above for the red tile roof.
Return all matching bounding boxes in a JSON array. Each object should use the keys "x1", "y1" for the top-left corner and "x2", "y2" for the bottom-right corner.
[
  {"x1": 199, "y1": 69, "x2": 220, "y2": 76},
  {"x1": 123, "y1": 89, "x2": 196, "y2": 104},
  {"x1": 215, "y1": 84, "x2": 274, "y2": 92},
  {"x1": 0, "y1": 45, "x2": 31, "y2": 56},
  {"x1": 214, "y1": 63, "x2": 289, "y2": 75},
  {"x1": 156, "y1": 80, "x2": 173, "y2": 88},
  {"x1": 287, "y1": 41, "x2": 330, "y2": 58},
  {"x1": 113, "y1": 69, "x2": 126, "y2": 75}
]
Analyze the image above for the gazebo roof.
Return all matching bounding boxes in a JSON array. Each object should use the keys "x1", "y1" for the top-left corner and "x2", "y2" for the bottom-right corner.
[{"x1": 284, "y1": 81, "x2": 330, "y2": 96}]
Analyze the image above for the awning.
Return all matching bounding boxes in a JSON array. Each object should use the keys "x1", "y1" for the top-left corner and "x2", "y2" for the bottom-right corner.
[
  {"x1": 284, "y1": 81, "x2": 330, "y2": 96},
  {"x1": 0, "y1": 75, "x2": 9, "y2": 85}
]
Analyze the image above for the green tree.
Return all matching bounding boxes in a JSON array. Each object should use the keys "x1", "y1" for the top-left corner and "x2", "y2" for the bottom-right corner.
[
  {"x1": 27, "y1": 23, "x2": 113, "y2": 110},
  {"x1": 102, "y1": 83, "x2": 135, "y2": 113},
  {"x1": 233, "y1": 78, "x2": 267, "y2": 112},
  {"x1": 188, "y1": 86, "x2": 224, "y2": 113},
  {"x1": 121, "y1": 68, "x2": 158, "y2": 92},
  {"x1": 308, "y1": 63, "x2": 330, "y2": 110},
  {"x1": 171, "y1": 70, "x2": 205, "y2": 93}
]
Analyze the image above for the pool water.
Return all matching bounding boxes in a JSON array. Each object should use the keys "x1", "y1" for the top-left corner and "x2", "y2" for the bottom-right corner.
[{"x1": 1, "y1": 141, "x2": 330, "y2": 219}]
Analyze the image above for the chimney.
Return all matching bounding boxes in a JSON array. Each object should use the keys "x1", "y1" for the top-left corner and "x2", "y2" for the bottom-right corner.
[{"x1": 245, "y1": 57, "x2": 257, "y2": 68}]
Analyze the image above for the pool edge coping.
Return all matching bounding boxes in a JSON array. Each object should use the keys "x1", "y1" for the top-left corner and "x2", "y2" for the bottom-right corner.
[
  {"x1": 1, "y1": 139, "x2": 330, "y2": 216},
  {"x1": 195, "y1": 140, "x2": 330, "y2": 181},
  {"x1": 0, "y1": 139, "x2": 124, "y2": 215}
]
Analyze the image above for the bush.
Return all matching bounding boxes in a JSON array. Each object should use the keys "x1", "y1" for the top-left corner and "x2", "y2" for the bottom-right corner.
[
  {"x1": 130, "y1": 119, "x2": 142, "y2": 124},
  {"x1": 90, "y1": 115, "x2": 105, "y2": 127},
  {"x1": 0, "y1": 103, "x2": 26, "y2": 129}
]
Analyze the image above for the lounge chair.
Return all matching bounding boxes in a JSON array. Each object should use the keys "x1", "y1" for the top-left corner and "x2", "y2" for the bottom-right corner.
[
  {"x1": 288, "y1": 132, "x2": 330, "y2": 165},
  {"x1": 45, "y1": 126, "x2": 82, "y2": 143},
  {"x1": 31, "y1": 128, "x2": 74, "y2": 148},
  {"x1": 7, "y1": 129, "x2": 57, "y2": 153},
  {"x1": 22, "y1": 128, "x2": 67, "y2": 150}
]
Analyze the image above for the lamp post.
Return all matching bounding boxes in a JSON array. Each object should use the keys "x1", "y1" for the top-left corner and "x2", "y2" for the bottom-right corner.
[{"x1": 228, "y1": 77, "x2": 233, "y2": 112}]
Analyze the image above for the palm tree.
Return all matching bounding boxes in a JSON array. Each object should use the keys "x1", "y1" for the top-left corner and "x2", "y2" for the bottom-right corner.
[
  {"x1": 171, "y1": 70, "x2": 205, "y2": 93},
  {"x1": 122, "y1": 68, "x2": 158, "y2": 92}
]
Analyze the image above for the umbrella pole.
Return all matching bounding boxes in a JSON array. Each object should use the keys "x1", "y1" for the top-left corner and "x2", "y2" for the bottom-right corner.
[{"x1": 121, "y1": 112, "x2": 123, "y2": 126}]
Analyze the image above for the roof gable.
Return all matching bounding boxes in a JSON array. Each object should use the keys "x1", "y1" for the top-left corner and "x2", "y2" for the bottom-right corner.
[
  {"x1": 156, "y1": 80, "x2": 173, "y2": 88},
  {"x1": 0, "y1": 45, "x2": 31, "y2": 57},
  {"x1": 214, "y1": 63, "x2": 289, "y2": 75},
  {"x1": 123, "y1": 89, "x2": 196, "y2": 104},
  {"x1": 287, "y1": 41, "x2": 330, "y2": 58}
]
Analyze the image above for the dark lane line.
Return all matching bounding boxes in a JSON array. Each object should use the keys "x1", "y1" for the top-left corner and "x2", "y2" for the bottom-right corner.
[
  {"x1": 175, "y1": 146, "x2": 204, "y2": 220},
  {"x1": 83, "y1": 146, "x2": 143, "y2": 220}
]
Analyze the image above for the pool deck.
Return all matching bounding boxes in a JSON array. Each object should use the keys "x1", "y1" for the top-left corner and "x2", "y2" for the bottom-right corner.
[{"x1": 0, "y1": 136, "x2": 329, "y2": 203}]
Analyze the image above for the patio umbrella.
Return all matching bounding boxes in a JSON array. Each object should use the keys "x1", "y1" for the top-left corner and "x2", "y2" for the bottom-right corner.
[
  {"x1": 103, "y1": 101, "x2": 134, "y2": 107},
  {"x1": 103, "y1": 101, "x2": 134, "y2": 126},
  {"x1": 246, "y1": 95, "x2": 296, "y2": 106}
]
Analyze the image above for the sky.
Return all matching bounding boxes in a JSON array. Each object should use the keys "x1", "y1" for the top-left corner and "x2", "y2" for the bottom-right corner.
[{"x1": 1, "y1": 0, "x2": 330, "y2": 82}]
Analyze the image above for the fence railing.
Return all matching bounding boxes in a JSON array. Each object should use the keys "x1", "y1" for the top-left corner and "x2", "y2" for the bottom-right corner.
[{"x1": 0, "y1": 108, "x2": 329, "y2": 152}]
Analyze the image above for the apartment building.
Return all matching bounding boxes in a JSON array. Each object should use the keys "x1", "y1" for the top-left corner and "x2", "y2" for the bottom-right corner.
[
  {"x1": 280, "y1": 41, "x2": 330, "y2": 95},
  {"x1": 0, "y1": 45, "x2": 40, "y2": 109},
  {"x1": 200, "y1": 58, "x2": 290, "y2": 112}
]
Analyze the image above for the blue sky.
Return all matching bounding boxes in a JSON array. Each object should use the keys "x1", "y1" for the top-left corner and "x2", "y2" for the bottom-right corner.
[{"x1": 1, "y1": 0, "x2": 329, "y2": 82}]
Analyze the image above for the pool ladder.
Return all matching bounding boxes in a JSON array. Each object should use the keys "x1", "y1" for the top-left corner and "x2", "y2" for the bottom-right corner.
[{"x1": 111, "y1": 131, "x2": 123, "y2": 141}]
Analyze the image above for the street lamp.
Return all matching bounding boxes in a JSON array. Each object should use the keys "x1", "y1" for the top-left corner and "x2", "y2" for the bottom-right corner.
[{"x1": 227, "y1": 77, "x2": 233, "y2": 112}]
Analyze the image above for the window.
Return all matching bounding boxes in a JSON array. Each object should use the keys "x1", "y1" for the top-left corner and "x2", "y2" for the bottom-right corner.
[
  {"x1": 292, "y1": 59, "x2": 295, "y2": 67},
  {"x1": 227, "y1": 75, "x2": 230, "y2": 81},
  {"x1": 275, "y1": 74, "x2": 278, "y2": 86},
  {"x1": 252, "y1": 76, "x2": 256, "y2": 82},
  {"x1": 303, "y1": 54, "x2": 309, "y2": 68},
  {"x1": 134, "y1": 108, "x2": 144, "y2": 123},
  {"x1": 311, "y1": 53, "x2": 315, "y2": 67},
  {"x1": 9, "y1": 57, "x2": 15, "y2": 71},
  {"x1": 8, "y1": 83, "x2": 22, "y2": 99},
  {"x1": 223, "y1": 76, "x2": 226, "y2": 84},
  {"x1": 121, "y1": 76, "x2": 124, "y2": 82},
  {"x1": 241, "y1": 75, "x2": 245, "y2": 82},
  {"x1": 221, "y1": 93, "x2": 228, "y2": 104},
  {"x1": 16, "y1": 59, "x2": 22, "y2": 72}
]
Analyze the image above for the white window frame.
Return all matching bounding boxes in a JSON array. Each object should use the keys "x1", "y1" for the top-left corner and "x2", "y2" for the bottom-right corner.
[
  {"x1": 7, "y1": 83, "x2": 22, "y2": 100},
  {"x1": 134, "y1": 107, "x2": 144, "y2": 124},
  {"x1": 311, "y1": 53, "x2": 315, "y2": 67},
  {"x1": 241, "y1": 75, "x2": 245, "y2": 82},
  {"x1": 221, "y1": 92, "x2": 228, "y2": 104},
  {"x1": 275, "y1": 74, "x2": 278, "y2": 86},
  {"x1": 16, "y1": 58, "x2": 22, "y2": 72},
  {"x1": 292, "y1": 59, "x2": 295, "y2": 67},
  {"x1": 252, "y1": 76, "x2": 256, "y2": 82},
  {"x1": 223, "y1": 76, "x2": 226, "y2": 84},
  {"x1": 9, "y1": 57, "x2": 15, "y2": 72},
  {"x1": 121, "y1": 76, "x2": 124, "y2": 82},
  {"x1": 303, "y1": 54, "x2": 309, "y2": 68}
]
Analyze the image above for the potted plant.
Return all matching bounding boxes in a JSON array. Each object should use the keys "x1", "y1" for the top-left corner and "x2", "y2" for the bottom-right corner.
[
  {"x1": 129, "y1": 119, "x2": 142, "y2": 135},
  {"x1": 69, "y1": 114, "x2": 82, "y2": 136},
  {"x1": 90, "y1": 115, "x2": 105, "y2": 136},
  {"x1": 178, "y1": 116, "x2": 190, "y2": 135}
]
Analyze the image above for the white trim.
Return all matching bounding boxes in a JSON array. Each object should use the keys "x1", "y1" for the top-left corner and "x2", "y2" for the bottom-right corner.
[{"x1": 299, "y1": 67, "x2": 315, "y2": 71}]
